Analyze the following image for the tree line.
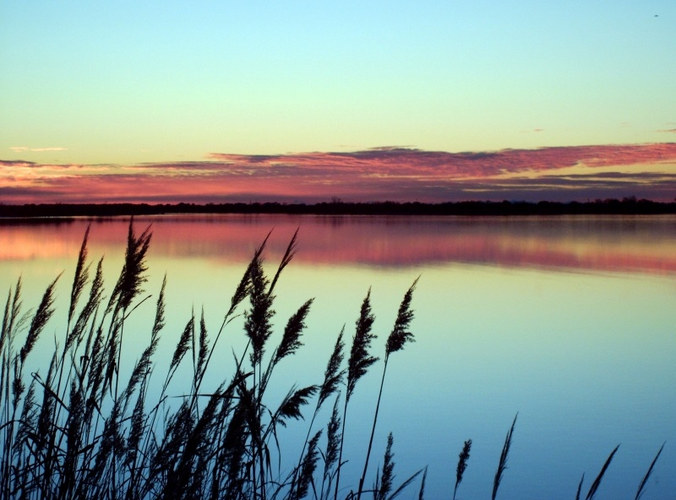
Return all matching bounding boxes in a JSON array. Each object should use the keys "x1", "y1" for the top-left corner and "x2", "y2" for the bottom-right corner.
[{"x1": 1, "y1": 197, "x2": 675, "y2": 219}]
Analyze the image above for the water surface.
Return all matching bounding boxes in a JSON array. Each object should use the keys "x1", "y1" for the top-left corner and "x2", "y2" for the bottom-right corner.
[{"x1": 1, "y1": 214, "x2": 674, "y2": 499}]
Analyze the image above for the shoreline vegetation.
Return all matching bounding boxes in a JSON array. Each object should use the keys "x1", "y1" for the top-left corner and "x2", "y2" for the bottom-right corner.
[
  {"x1": 0, "y1": 222, "x2": 667, "y2": 498},
  {"x1": 1, "y1": 197, "x2": 676, "y2": 220}
]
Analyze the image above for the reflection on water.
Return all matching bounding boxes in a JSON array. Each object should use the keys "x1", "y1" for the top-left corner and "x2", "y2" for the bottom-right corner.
[
  {"x1": 2, "y1": 214, "x2": 676, "y2": 274},
  {"x1": 1, "y1": 214, "x2": 674, "y2": 499}
]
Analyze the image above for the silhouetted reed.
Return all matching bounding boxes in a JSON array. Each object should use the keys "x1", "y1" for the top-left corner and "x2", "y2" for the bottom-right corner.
[
  {"x1": 334, "y1": 290, "x2": 377, "y2": 500},
  {"x1": 0, "y1": 221, "x2": 667, "y2": 499},
  {"x1": 635, "y1": 442, "x2": 665, "y2": 500},
  {"x1": 492, "y1": 413, "x2": 517, "y2": 500},
  {"x1": 356, "y1": 278, "x2": 418, "y2": 500},
  {"x1": 453, "y1": 439, "x2": 472, "y2": 500},
  {"x1": 576, "y1": 444, "x2": 620, "y2": 500}
]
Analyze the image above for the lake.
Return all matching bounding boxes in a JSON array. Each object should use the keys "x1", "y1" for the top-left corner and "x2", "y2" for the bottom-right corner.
[{"x1": 1, "y1": 214, "x2": 674, "y2": 499}]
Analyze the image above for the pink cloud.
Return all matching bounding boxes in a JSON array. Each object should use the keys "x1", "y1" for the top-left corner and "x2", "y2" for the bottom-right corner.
[
  {"x1": 207, "y1": 143, "x2": 676, "y2": 177},
  {"x1": 1, "y1": 143, "x2": 675, "y2": 204}
]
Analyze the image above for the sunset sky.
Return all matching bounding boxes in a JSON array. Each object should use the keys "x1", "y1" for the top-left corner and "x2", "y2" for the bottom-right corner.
[{"x1": 1, "y1": 1, "x2": 675, "y2": 203}]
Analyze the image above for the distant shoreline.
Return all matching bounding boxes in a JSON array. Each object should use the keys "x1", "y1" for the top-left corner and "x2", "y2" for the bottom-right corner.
[{"x1": 1, "y1": 198, "x2": 675, "y2": 219}]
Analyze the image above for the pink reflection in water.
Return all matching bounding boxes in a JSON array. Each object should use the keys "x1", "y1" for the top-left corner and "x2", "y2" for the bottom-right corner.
[{"x1": 1, "y1": 214, "x2": 675, "y2": 275}]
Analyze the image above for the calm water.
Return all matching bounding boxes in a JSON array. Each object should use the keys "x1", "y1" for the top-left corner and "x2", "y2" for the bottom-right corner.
[{"x1": 1, "y1": 214, "x2": 675, "y2": 499}]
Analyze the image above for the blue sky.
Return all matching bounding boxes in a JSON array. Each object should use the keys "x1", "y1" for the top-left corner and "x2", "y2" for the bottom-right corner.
[{"x1": 1, "y1": 1, "x2": 675, "y2": 202}]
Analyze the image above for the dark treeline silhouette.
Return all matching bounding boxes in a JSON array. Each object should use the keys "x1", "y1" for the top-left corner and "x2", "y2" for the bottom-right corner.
[{"x1": 1, "y1": 197, "x2": 675, "y2": 219}]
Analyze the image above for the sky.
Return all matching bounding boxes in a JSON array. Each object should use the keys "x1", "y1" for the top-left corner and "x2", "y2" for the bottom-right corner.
[{"x1": 1, "y1": 0, "x2": 675, "y2": 203}]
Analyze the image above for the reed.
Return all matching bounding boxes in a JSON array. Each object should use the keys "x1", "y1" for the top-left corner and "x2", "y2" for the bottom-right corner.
[
  {"x1": 583, "y1": 444, "x2": 620, "y2": 500},
  {"x1": 492, "y1": 413, "x2": 517, "y2": 500},
  {"x1": 320, "y1": 396, "x2": 342, "y2": 500},
  {"x1": 453, "y1": 439, "x2": 472, "y2": 500},
  {"x1": 418, "y1": 466, "x2": 427, "y2": 500},
  {"x1": 334, "y1": 289, "x2": 377, "y2": 500},
  {"x1": 0, "y1": 221, "x2": 667, "y2": 500},
  {"x1": 356, "y1": 278, "x2": 418, "y2": 500},
  {"x1": 377, "y1": 432, "x2": 395, "y2": 500},
  {"x1": 635, "y1": 442, "x2": 665, "y2": 500}
]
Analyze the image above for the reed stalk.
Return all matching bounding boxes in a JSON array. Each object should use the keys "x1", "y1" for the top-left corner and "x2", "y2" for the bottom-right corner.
[{"x1": 356, "y1": 278, "x2": 417, "y2": 500}]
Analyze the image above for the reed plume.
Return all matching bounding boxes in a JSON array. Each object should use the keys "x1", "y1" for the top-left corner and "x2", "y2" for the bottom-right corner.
[
  {"x1": 318, "y1": 327, "x2": 345, "y2": 410},
  {"x1": 263, "y1": 298, "x2": 314, "y2": 394},
  {"x1": 244, "y1": 254, "x2": 274, "y2": 369},
  {"x1": 68, "y1": 224, "x2": 90, "y2": 325},
  {"x1": 385, "y1": 277, "x2": 418, "y2": 356},
  {"x1": 321, "y1": 396, "x2": 342, "y2": 499},
  {"x1": 345, "y1": 289, "x2": 377, "y2": 403},
  {"x1": 375, "y1": 432, "x2": 395, "y2": 500},
  {"x1": 60, "y1": 380, "x2": 84, "y2": 498},
  {"x1": 273, "y1": 298, "x2": 314, "y2": 364},
  {"x1": 196, "y1": 308, "x2": 209, "y2": 381},
  {"x1": 19, "y1": 275, "x2": 60, "y2": 364},
  {"x1": 65, "y1": 256, "x2": 104, "y2": 353},
  {"x1": 269, "y1": 227, "x2": 298, "y2": 296},
  {"x1": 107, "y1": 220, "x2": 152, "y2": 317},
  {"x1": 227, "y1": 230, "x2": 270, "y2": 319},
  {"x1": 453, "y1": 439, "x2": 472, "y2": 500},
  {"x1": 169, "y1": 316, "x2": 194, "y2": 381},
  {"x1": 274, "y1": 384, "x2": 319, "y2": 425},
  {"x1": 0, "y1": 278, "x2": 23, "y2": 355},
  {"x1": 125, "y1": 382, "x2": 148, "y2": 492}
]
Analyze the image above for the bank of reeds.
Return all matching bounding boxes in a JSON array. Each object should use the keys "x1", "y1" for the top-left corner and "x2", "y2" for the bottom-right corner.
[{"x1": 0, "y1": 221, "x2": 666, "y2": 499}]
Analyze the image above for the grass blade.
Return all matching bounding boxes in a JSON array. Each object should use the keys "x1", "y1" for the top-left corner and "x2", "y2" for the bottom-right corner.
[
  {"x1": 417, "y1": 466, "x2": 427, "y2": 500},
  {"x1": 575, "y1": 474, "x2": 584, "y2": 500},
  {"x1": 492, "y1": 413, "x2": 517, "y2": 500},
  {"x1": 635, "y1": 442, "x2": 665, "y2": 500},
  {"x1": 585, "y1": 444, "x2": 620, "y2": 500}
]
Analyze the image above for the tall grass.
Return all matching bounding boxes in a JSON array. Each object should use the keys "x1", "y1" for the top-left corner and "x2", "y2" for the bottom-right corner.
[{"x1": 0, "y1": 221, "x2": 666, "y2": 499}]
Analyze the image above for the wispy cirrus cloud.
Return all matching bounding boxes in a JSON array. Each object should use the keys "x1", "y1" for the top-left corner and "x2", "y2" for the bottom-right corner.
[
  {"x1": 9, "y1": 146, "x2": 68, "y2": 153},
  {"x1": 1, "y1": 143, "x2": 675, "y2": 204}
]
